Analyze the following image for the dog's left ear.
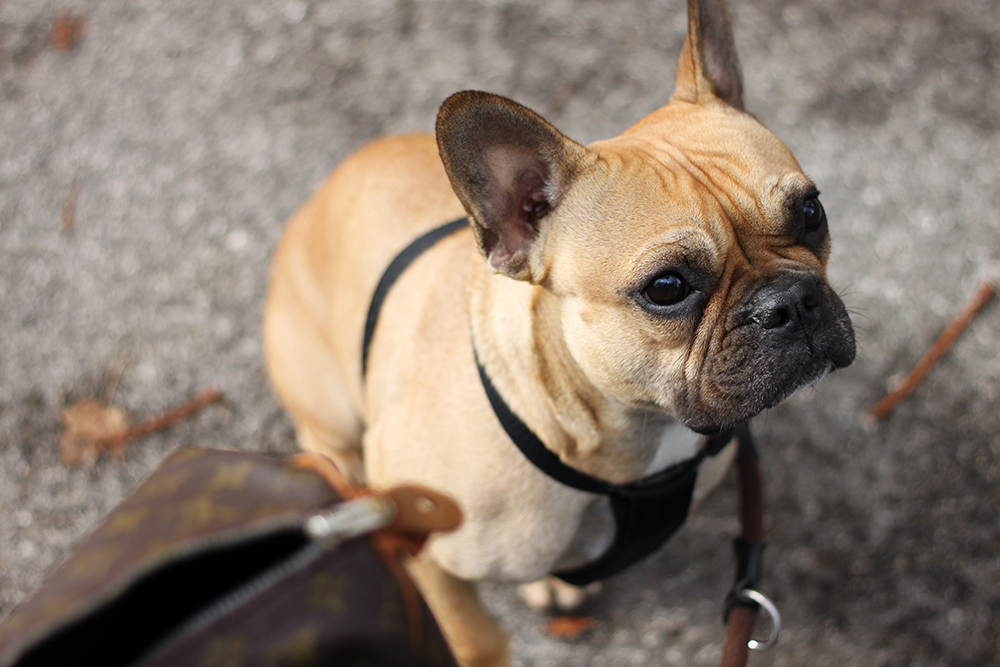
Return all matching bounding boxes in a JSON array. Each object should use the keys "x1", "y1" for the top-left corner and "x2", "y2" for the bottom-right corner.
[
  {"x1": 436, "y1": 91, "x2": 588, "y2": 281},
  {"x1": 672, "y1": 0, "x2": 745, "y2": 110}
]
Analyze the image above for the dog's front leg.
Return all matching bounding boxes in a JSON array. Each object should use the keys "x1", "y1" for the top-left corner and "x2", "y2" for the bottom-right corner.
[{"x1": 407, "y1": 557, "x2": 509, "y2": 667}]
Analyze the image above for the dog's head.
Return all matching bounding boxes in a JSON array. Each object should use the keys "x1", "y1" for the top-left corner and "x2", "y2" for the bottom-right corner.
[{"x1": 436, "y1": 0, "x2": 855, "y2": 434}]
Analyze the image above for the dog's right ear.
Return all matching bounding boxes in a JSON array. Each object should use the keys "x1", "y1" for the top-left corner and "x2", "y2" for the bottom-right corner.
[{"x1": 436, "y1": 91, "x2": 587, "y2": 281}]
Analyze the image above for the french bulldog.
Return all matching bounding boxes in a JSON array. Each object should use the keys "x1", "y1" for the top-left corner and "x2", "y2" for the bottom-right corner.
[{"x1": 263, "y1": 0, "x2": 856, "y2": 664}]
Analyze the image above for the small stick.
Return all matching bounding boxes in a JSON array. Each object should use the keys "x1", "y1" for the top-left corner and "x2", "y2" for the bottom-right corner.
[
  {"x1": 51, "y1": 11, "x2": 87, "y2": 52},
  {"x1": 867, "y1": 281, "x2": 996, "y2": 423},
  {"x1": 544, "y1": 616, "x2": 594, "y2": 640},
  {"x1": 101, "y1": 387, "x2": 225, "y2": 452},
  {"x1": 61, "y1": 177, "x2": 81, "y2": 231}
]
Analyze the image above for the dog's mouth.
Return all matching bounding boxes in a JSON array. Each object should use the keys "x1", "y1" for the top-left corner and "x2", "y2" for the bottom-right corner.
[
  {"x1": 677, "y1": 295, "x2": 855, "y2": 434},
  {"x1": 680, "y1": 359, "x2": 835, "y2": 435}
]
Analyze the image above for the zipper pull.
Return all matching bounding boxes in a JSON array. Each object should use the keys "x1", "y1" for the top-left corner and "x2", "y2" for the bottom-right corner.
[
  {"x1": 304, "y1": 485, "x2": 463, "y2": 554},
  {"x1": 304, "y1": 495, "x2": 397, "y2": 546}
]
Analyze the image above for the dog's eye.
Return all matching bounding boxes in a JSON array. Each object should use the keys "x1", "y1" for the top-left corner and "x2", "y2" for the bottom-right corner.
[
  {"x1": 803, "y1": 196, "x2": 824, "y2": 232},
  {"x1": 642, "y1": 273, "x2": 691, "y2": 306}
]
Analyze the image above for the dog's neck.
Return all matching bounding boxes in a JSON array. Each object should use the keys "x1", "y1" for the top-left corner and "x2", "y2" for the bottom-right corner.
[{"x1": 469, "y1": 257, "x2": 701, "y2": 485}]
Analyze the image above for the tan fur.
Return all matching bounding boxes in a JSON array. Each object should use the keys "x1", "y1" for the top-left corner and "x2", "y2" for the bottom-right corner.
[{"x1": 263, "y1": 2, "x2": 854, "y2": 664}]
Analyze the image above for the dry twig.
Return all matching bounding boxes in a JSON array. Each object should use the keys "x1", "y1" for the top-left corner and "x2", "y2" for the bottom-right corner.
[
  {"x1": 103, "y1": 387, "x2": 224, "y2": 451},
  {"x1": 61, "y1": 177, "x2": 81, "y2": 231},
  {"x1": 544, "y1": 616, "x2": 594, "y2": 640},
  {"x1": 866, "y1": 281, "x2": 996, "y2": 423},
  {"x1": 51, "y1": 11, "x2": 87, "y2": 52},
  {"x1": 60, "y1": 387, "x2": 225, "y2": 466}
]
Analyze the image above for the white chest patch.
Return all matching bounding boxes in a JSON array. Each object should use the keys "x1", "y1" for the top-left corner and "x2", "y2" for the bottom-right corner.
[{"x1": 644, "y1": 420, "x2": 704, "y2": 475}]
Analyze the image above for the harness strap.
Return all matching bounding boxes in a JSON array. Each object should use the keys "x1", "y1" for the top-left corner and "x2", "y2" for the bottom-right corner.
[
  {"x1": 361, "y1": 216, "x2": 732, "y2": 585},
  {"x1": 359, "y1": 216, "x2": 779, "y2": 663},
  {"x1": 478, "y1": 357, "x2": 731, "y2": 585},
  {"x1": 361, "y1": 217, "x2": 469, "y2": 379}
]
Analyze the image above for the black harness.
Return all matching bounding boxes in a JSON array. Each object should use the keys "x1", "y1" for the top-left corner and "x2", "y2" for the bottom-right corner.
[{"x1": 362, "y1": 217, "x2": 738, "y2": 585}]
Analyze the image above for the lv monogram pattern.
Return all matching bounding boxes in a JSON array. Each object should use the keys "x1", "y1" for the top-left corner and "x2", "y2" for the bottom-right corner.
[{"x1": 0, "y1": 449, "x2": 456, "y2": 667}]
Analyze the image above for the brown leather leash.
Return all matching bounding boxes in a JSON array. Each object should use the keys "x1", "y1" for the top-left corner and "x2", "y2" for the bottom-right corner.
[{"x1": 719, "y1": 429, "x2": 780, "y2": 667}]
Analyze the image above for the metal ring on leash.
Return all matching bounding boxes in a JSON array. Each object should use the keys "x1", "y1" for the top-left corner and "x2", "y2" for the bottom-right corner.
[{"x1": 740, "y1": 589, "x2": 781, "y2": 650}]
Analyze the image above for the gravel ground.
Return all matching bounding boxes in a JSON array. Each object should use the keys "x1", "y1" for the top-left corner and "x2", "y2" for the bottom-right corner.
[{"x1": 2, "y1": 1, "x2": 999, "y2": 665}]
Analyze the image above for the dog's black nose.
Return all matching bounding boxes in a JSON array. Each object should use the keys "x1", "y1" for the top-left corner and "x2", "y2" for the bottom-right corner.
[{"x1": 752, "y1": 276, "x2": 822, "y2": 333}]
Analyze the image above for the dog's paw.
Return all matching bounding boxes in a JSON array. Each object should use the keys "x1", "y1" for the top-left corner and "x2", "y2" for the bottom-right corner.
[{"x1": 518, "y1": 576, "x2": 602, "y2": 613}]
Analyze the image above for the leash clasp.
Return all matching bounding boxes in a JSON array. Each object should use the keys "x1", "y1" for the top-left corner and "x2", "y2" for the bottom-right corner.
[
  {"x1": 723, "y1": 536, "x2": 781, "y2": 650},
  {"x1": 733, "y1": 588, "x2": 781, "y2": 650}
]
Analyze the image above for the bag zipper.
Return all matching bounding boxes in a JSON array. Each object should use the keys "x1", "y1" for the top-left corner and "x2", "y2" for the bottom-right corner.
[{"x1": 131, "y1": 495, "x2": 397, "y2": 666}]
